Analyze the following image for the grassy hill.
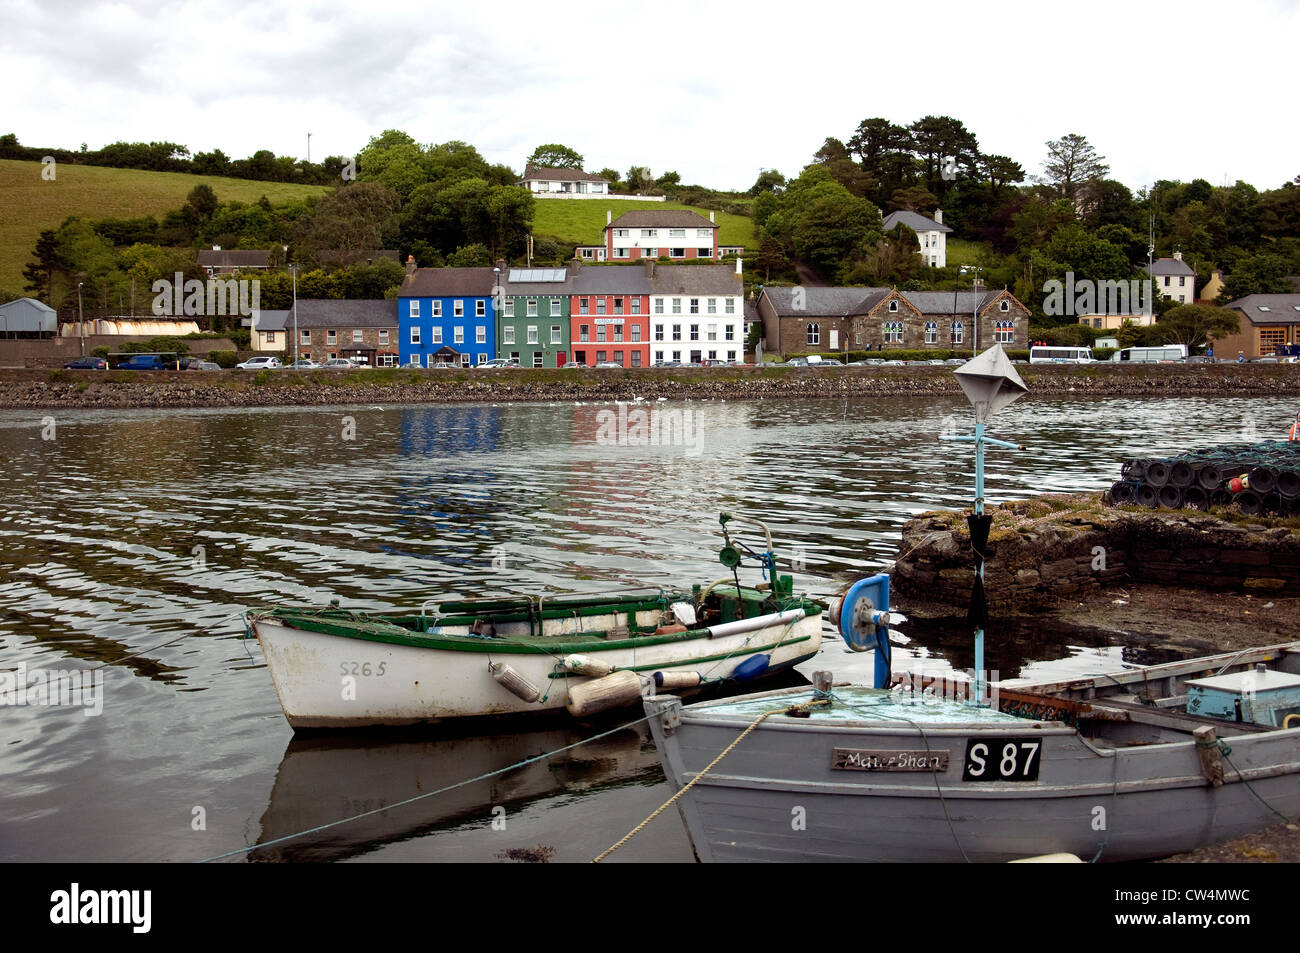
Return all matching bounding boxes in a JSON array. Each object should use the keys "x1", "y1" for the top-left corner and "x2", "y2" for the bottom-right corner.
[
  {"x1": 0, "y1": 159, "x2": 330, "y2": 294},
  {"x1": 531, "y1": 198, "x2": 755, "y2": 253}
]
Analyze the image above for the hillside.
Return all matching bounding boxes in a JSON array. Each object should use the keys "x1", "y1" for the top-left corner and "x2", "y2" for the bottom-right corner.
[
  {"x1": 531, "y1": 198, "x2": 755, "y2": 253},
  {"x1": 0, "y1": 159, "x2": 330, "y2": 293}
]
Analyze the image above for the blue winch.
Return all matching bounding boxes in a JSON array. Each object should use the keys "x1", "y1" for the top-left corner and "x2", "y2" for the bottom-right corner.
[{"x1": 829, "y1": 573, "x2": 892, "y2": 689}]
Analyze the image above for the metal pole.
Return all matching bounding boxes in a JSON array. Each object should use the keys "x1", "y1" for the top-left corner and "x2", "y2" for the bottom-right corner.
[
  {"x1": 974, "y1": 421, "x2": 985, "y2": 705},
  {"x1": 292, "y1": 264, "x2": 299, "y2": 366},
  {"x1": 77, "y1": 282, "x2": 85, "y2": 355}
]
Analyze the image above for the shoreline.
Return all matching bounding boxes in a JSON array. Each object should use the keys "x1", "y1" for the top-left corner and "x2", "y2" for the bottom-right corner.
[{"x1": 5, "y1": 363, "x2": 1300, "y2": 410}]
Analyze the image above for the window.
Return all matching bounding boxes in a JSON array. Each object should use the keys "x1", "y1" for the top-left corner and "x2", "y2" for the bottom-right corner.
[
  {"x1": 888, "y1": 300, "x2": 898, "y2": 312},
  {"x1": 476, "y1": 300, "x2": 485, "y2": 317},
  {"x1": 477, "y1": 353, "x2": 487, "y2": 364},
  {"x1": 707, "y1": 324, "x2": 717, "y2": 341},
  {"x1": 614, "y1": 325, "x2": 623, "y2": 342},
  {"x1": 326, "y1": 330, "x2": 337, "y2": 345},
  {"x1": 950, "y1": 321, "x2": 963, "y2": 344},
  {"x1": 580, "y1": 325, "x2": 590, "y2": 342},
  {"x1": 725, "y1": 299, "x2": 735, "y2": 314},
  {"x1": 300, "y1": 330, "x2": 310, "y2": 345},
  {"x1": 669, "y1": 228, "x2": 685, "y2": 238},
  {"x1": 642, "y1": 229, "x2": 657, "y2": 238},
  {"x1": 727, "y1": 350, "x2": 737, "y2": 361},
  {"x1": 527, "y1": 326, "x2": 538, "y2": 344},
  {"x1": 614, "y1": 228, "x2": 628, "y2": 237},
  {"x1": 597, "y1": 298, "x2": 607, "y2": 315},
  {"x1": 1000, "y1": 300, "x2": 1009, "y2": 312},
  {"x1": 550, "y1": 299, "x2": 561, "y2": 317},
  {"x1": 613, "y1": 351, "x2": 623, "y2": 364},
  {"x1": 631, "y1": 352, "x2": 642, "y2": 367},
  {"x1": 689, "y1": 298, "x2": 699, "y2": 314},
  {"x1": 672, "y1": 325, "x2": 682, "y2": 341},
  {"x1": 579, "y1": 297, "x2": 590, "y2": 315},
  {"x1": 1163, "y1": 276, "x2": 1170, "y2": 287},
  {"x1": 995, "y1": 320, "x2": 1014, "y2": 344},
  {"x1": 1179, "y1": 276, "x2": 1186, "y2": 286},
  {"x1": 409, "y1": 355, "x2": 420, "y2": 366},
  {"x1": 697, "y1": 229, "x2": 711, "y2": 238},
  {"x1": 654, "y1": 298, "x2": 664, "y2": 315},
  {"x1": 614, "y1": 247, "x2": 628, "y2": 258},
  {"x1": 408, "y1": 301, "x2": 419, "y2": 318},
  {"x1": 597, "y1": 325, "x2": 606, "y2": 342},
  {"x1": 380, "y1": 354, "x2": 395, "y2": 367},
  {"x1": 697, "y1": 248, "x2": 711, "y2": 258},
  {"x1": 534, "y1": 352, "x2": 544, "y2": 368},
  {"x1": 807, "y1": 323, "x2": 820, "y2": 345},
  {"x1": 454, "y1": 326, "x2": 464, "y2": 344},
  {"x1": 655, "y1": 351, "x2": 664, "y2": 363},
  {"x1": 654, "y1": 326, "x2": 664, "y2": 341},
  {"x1": 432, "y1": 327, "x2": 442, "y2": 343},
  {"x1": 597, "y1": 350, "x2": 607, "y2": 362},
  {"x1": 672, "y1": 350, "x2": 681, "y2": 362},
  {"x1": 708, "y1": 350, "x2": 717, "y2": 361},
  {"x1": 353, "y1": 329, "x2": 363, "y2": 342},
  {"x1": 379, "y1": 330, "x2": 389, "y2": 345},
  {"x1": 460, "y1": 353, "x2": 470, "y2": 366},
  {"x1": 433, "y1": 301, "x2": 442, "y2": 317},
  {"x1": 410, "y1": 327, "x2": 420, "y2": 344},
  {"x1": 670, "y1": 248, "x2": 685, "y2": 257},
  {"x1": 476, "y1": 327, "x2": 486, "y2": 344},
  {"x1": 1260, "y1": 328, "x2": 1286, "y2": 353},
  {"x1": 631, "y1": 325, "x2": 641, "y2": 342},
  {"x1": 643, "y1": 247, "x2": 656, "y2": 258},
  {"x1": 883, "y1": 322, "x2": 903, "y2": 343},
  {"x1": 614, "y1": 297, "x2": 624, "y2": 314},
  {"x1": 631, "y1": 298, "x2": 641, "y2": 314},
  {"x1": 725, "y1": 325, "x2": 734, "y2": 341},
  {"x1": 854, "y1": 330, "x2": 863, "y2": 345},
  {"x1": 707, "y1": 298, "x2": 717, "y2": 314},
  {"x1": 503, "y1": 326, "x2": 515, "y2": 345},
  {"x1": 551, "y1": 326, "x2": 561, "y2": 344},
  {"x1": 925, "y1": 322, "x2": 938, "y2": 344},
  {"x1": 672, "y1": 298, "x2": 682, "y2": 315},
  {"x1": 454, "y1": 300, "x2": 464, "y2": 317},
  {"x1": 527, "y1": 299, "x2": 537, "y2": 317}
]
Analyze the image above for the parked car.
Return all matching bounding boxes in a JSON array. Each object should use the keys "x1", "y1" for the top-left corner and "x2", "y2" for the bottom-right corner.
[
  {"x1": 63, "y1": 357, "x2": 107, "y2": 370},
  {"x1": 195, "y1": 361, "x2": 222, "y2": 371},
  {"x1": 236, "y1": 356, "x2": 282, "y2": 370},
  {"x1": 288, "y1": 359, "x2": 322, "y2": 369},
  {"x1": 592, "y1": 361, "x2": 623, "y2": 369},
  {"x1": 321, "y1": 358, "x2": 356, "y2": 369},
  {"x1": 116, "y1": 354, "x2": 176, "y2": 371},
  {"x1": 429, "y1": 361, "x2": 457, "y2": 369},
  {"x1": 477, "y1": 358, "x2": 520, "y2": 369},
  {"x1": 650, "y1": 360, "x2": 680, "y2": 368}
]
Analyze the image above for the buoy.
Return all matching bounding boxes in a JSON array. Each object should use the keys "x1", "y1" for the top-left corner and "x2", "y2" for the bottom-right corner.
[
  {"x1": 565, "y1": 670, "x2": 646, "y2": 718},
  {"x1": 653, "y1": 671, "x2": 702, "y2": 692},
  {"x1": 562, "y1": 654, "x2": 615, "y2": 678},
  {"x1": 1229, "y1": 473, "x2": 1251, "y2": 493},
  {"x1": 489, "y1": 661, "x2": 541, "y2": 703},
  {"x1": 731, "y1": 654, "x2": 771, "y2": 681}
]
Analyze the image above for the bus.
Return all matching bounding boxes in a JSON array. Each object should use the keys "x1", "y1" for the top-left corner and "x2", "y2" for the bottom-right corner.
[
  {"x1": 1029, "y1": 346, "x2": 1093, "y2": 364},
  {"x1": 1109, "y1": 345, "x2": 1187, "y2": 363}
]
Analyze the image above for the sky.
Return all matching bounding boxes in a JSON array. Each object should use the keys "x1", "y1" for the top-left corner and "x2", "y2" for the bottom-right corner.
[{"x1": 3, "y1": 0, "x2": 1298, "y2": 195}]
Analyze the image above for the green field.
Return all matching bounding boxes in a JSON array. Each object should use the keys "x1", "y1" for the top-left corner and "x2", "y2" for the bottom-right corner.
[
  {"x1": 531, "y1": 198, "x2": 756, "y2": 251},
  {"x1": 0, "y1": 159, "x2": 330, "y2": 294}
]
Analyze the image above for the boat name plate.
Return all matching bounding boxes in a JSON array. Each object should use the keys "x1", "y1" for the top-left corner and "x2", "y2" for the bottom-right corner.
[{"x1": 831, "y1": 748, "x2": 949, "y2": 772}]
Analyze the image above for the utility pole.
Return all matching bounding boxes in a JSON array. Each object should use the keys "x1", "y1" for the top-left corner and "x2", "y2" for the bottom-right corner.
[
  {"x1": 307, "y1": 132, "x2": 311, "y2": 164},
  {"x1": 292, "y1": 262, "x2": 299, "y2": 366},
  {"x1": 77, "y1": 281, "x2": 85, "y2": 355}
]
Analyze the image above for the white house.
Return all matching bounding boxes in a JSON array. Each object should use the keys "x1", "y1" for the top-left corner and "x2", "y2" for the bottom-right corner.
[
  {"x1": 606, "y1": 209, "x2": 720, "y2": 261},
  {"x1": 1145, "y1": 251, "x2": 1197, "y2": 305},
  {"x1": 519, "y1": 164, "x2": 610, "y2": 197},
  {"x1": 881, "y1": 209, "x2": 952, "y2": 268},
  {"x1": 647, "y1": 260, "x2": 744, "y2": 364}
]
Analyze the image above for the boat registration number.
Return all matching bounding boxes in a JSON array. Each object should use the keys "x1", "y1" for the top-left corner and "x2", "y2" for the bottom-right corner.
[{"x1": 961, "y1": 738, "x2": 1042, "y2": 782}]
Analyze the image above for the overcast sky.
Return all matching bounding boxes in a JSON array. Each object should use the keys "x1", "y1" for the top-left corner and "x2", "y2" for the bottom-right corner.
[{"x1": 4, "y1": 0, "x2": 1297, "y2": 195}]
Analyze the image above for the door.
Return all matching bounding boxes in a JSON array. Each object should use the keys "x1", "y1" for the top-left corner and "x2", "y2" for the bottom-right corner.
[
  {"x1": 829, "y1": 329, "x2": 838, "y2": 350},
  {"x1": 557, "y1": 351, "x2": 567, "y2": 367}
]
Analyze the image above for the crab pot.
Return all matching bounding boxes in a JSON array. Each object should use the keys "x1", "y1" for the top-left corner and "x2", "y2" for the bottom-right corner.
[
  {"x1": 1236, "y1": 490, "x2": 1264, "y2": 516},
  {"x1": 565, "y1": 670, "x2": 645, "y2": 718},
  {"x1": 1198, "y1": 464, "x2": 1223, "y2": 490},
  {"x1": 1109, "y1": 481, "x2": 1135, "y2": 504},
  {"x1": 1144, "y1": 460, "x2": 1172, "y2": 487},
  {"x1": 1277, "y1": 470, "x2": 1300, "y2": 500},
  {"x1": 1157, "y1": 485, "x2": 1183, "y2": 509},
  {"x1": 1137, "y1": 484, "x2": 1160, "y2": 508},
  {"x1": 1249, "y1": 466, "x2": 1278, "y2": 494},
  {"x1": 1170, "y1": 461, "x2": 1196, "y2": 488},
  {"x1": 1182, "y1": 485, "x2": 1209, "y2": 510}
]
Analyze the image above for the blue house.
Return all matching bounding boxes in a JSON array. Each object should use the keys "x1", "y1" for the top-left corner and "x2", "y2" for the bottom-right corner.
[{"x1": 398, "y1": 264, "x2": 498, "y2": 367}]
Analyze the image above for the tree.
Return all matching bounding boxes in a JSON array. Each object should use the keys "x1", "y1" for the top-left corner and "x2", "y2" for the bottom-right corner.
[
  {"x1": 597, "y1": 168, "x2": 621, "y2": 185},
  {"x1": 1043, "y1": 133, "x2": 1110, "y2": 204},
  {"x1": 527, "y1": 143, "x2": 584, "y2": 169},
  {"x1": 626, "y1": 166, "x2": 653, "y2": 192},
  {"x1": 888, "y1": 186, "x2": 939, "y2": 214},
  {"x1": 185, "y1": 184, "x2": 219, "y2": 224},
  {"x1": 1156, "y1": 304, "x2": 1240, "y2": 351},
  {"x1": 295, "y1": 182, "x2": 401, "y2": 259},
  {"x1": 22, "y1": 229, "x2": 64, "y2": 301},
  {"x1": 748, "y1": 169, "x2": 786, "y2": 196}
]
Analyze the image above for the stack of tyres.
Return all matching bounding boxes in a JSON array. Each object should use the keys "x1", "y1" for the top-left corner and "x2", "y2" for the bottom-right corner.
[{"x1": 1110, "y1": 440, "x2": 1300, "y2": 516}]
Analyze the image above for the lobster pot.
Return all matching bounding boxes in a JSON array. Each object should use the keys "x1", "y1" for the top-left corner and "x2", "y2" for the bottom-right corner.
[
  {"x1": 653, "y1": 671, "x2": 703, "y2": 692},
  {"x1": 489, "y1": 661, "x2": 541, "y2": 703},
  {"x1": 565, "y1": 670, "x2": 645, "y2": 718},
  {"x1": 562, "y1": 654, "x2": 616, "y2": 678}
]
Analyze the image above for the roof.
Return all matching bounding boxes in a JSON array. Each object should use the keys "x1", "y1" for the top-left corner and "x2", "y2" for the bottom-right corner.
[
  {"x1": 1223, "y1": 294, "x2": 1300, "y2": 326},
  {"x1": 291, "y1": 299, "x2": 396, "y2": 328},
  {"x1": 198, "y1": 249, "x2": 271, "y2": 267},
  {"x1": 0, "y1": 296, "x2": 55, "y2": 314},
  {"x1": 760, "y1": 286, "x2": 889, "y2": 317},
  {"x1": 521, "y1": 164, "x2": 609, "y2": 183},
  {"x1": 882, "y1": 210, "x2": 952, "y2": 234},
  {"x1": 400, "y1": 267, "x2": 497, "y2": 298},
  {"x1": 902, "y1": 291, "x2": 1000, "y2": 315},
  {"x1": 1144, "y1": 257, "x2": 1196, "y2": 277},
  {"x1": 250, "y1": 309, "x2": 289, "y2": 331},
  {"x1": 503, "y1": 270, "x2": 574, "y2": 296},
  {"x1": 570, "y1": 265, "x2": 651, "y2": 295},
  {"x1": 650, "y1": 264, "x2": 742, "y2": 296},
  {"x1": 608, "y1": 210, "x2": 716, "y2": 230}
]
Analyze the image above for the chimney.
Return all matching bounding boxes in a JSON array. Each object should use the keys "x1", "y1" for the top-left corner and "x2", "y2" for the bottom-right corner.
[
  {"x1": 495, "y1": 258, "x2": 507, "y2": 273},
  {"x1": 212, "y1": 244, "x2": 221, "y2": 251},
  {"x1": 644, "y1": 258, "x2": 656, "y2": 279},
  {"x1": 405, "y1": 255, "x2": 416, "y2": 279},
  {"x1": 607, "y1": 210, "x2": 612, "y2": 226},
  {"x1": 735, "y1": 257, "x2": 742, "y2": 276},
  {"x1": 570, "y1": 257, "x2": 582, "y2": 273},
  {"x1": 933, "y1": 209, "x2": 943, "y2": 225},
  {"x1": 709, "y1": 211, "x2": 715, "y2": 223},
  {"x1": 1173, "y1": 250, "x2": 1183, "y2": 261}
]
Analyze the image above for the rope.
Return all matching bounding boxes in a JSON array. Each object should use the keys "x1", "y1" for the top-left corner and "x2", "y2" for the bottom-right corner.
[
  {"x1": 198, "y1": 712, "x2": 654, "y2": 863},
  {"x1": 592, "y1": 698, "x2": 831, "y2": 862},
  {"x1": 1220, "y1": 745, "x2": 1291, "y2": 823}
]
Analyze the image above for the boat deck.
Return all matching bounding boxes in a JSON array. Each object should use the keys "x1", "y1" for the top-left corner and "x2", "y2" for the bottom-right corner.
[{"x1": 689, "y1": 686, "x2": 1038, "y2": 726}]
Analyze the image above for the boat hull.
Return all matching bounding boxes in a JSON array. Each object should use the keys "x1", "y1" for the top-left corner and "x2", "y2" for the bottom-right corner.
[
  {"x1": 646, "y1": 689, "x2": 1300, "y2": 863},
  {"x1": 254, "y1": 614, "x2": 822, "y2": 728}
]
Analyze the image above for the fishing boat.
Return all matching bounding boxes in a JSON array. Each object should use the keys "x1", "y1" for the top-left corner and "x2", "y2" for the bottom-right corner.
[
  {"x1": 247, "y1": 513, "x2": 824, "y2": 728},
  {"x1": 640, "y1": 346, "x2": 1300, "y2": 863}
]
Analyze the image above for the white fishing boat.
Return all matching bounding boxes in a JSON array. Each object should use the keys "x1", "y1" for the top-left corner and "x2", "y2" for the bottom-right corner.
[{"x1": 247, "y1": 513, "x2": 824, "y2": 728}]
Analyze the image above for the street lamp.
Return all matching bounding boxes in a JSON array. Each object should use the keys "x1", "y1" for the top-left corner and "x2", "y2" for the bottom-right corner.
[
  {"x1": 77, "y1": 281, "x2": 85, "y2": 355},
  {"x1": 291, "y1": 262, "x2": 299, "y2": 366}
]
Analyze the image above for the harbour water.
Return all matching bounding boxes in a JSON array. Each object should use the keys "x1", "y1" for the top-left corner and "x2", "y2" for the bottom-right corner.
[{"x1": 1, "y1": 394, "x2": 1295, "y2": 862}]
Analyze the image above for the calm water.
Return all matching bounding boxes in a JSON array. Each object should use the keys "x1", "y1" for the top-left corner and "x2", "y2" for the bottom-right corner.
[{"x1": 1, "y1": 394, "x2": 1295, "y2": 862}]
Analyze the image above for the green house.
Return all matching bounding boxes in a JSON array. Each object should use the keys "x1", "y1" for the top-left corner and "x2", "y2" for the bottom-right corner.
[{"x1": 499, "y1": 268, "x2": 573, "y2": 367}]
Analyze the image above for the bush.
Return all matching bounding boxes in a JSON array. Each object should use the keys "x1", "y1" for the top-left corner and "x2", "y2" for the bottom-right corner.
[
  {"x1": 209, "y1": 350, "x2": 237, "y2": 368},
  {"x1": 91, "y1": 345, "x2": 110, "y2": 358}
]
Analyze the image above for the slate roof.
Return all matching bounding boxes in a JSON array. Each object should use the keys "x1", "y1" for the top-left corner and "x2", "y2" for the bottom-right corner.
[
  {"x1": 400, "y1": 267, "x2": 497, "y2": 298},
  {"x1": 760, "y1": 286, "x2": 888, "y2": 317},
  {"x1": 608, "y1": 210, "x2": 716, "y2": 230},
  {"x1": 1223, "y1": 294, "x2": 1300, "y2": 326},
  {"x1": 882, "y1": 210, "x2": 952, "y2": 234},
  {"x1": 248, "y1": 309, "x2": 289, "y2": 332},
  {"x1": 521, "y1": 164, "x2": 610, "y2": 183},
  {"x1": 197, "y1": 249, "x2": 271, "y2": 268},
  {"x1": 1144, "y1": 257, "x2": 1196, "y2": 277},
  {"x1": 901, "y1": 291, "x2": 1001, "y2": 315},
  {"x1": 571, "y1": 265, "x2": 651, "y2": 295},
  {"x1": 650, "y1": 264, "x2": 742, "y2": 296},
  {"x1": 291, "y1": 299, "x2": 397, "y2": 328}
]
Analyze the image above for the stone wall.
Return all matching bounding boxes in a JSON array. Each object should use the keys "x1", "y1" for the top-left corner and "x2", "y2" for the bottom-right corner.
[{"x1": 0, "y1": 336, "x2": 237, "y2": 368}]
